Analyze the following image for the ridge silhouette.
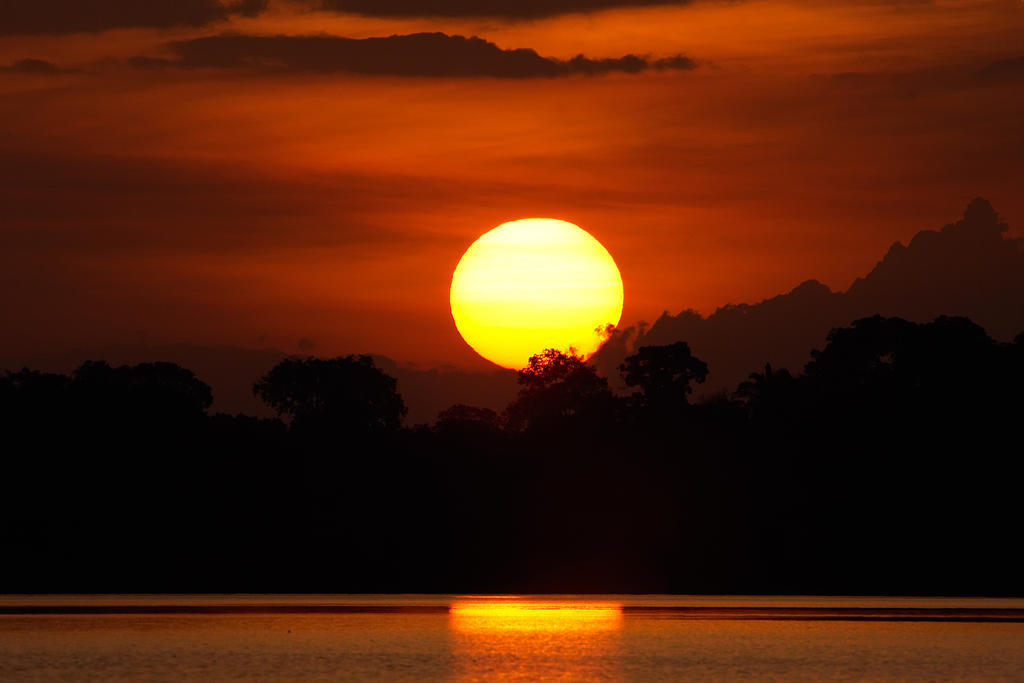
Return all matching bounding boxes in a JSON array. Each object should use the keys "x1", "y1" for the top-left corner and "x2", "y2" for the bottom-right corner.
[{"x1": 592, "y1": 198, "x2": 1024, "y2": 395}]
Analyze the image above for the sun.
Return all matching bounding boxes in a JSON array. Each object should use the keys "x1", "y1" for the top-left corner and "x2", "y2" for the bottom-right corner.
[{"x1": 450, "y1": 218, "x2": 624, "y2": 369}]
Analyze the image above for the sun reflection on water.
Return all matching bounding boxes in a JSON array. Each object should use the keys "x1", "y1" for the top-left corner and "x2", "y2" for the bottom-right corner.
[
  {"x1": 449, "y1": 599, "x2": 623, "y2": 678},
  {"x1": 450, "y1": 600, "x2": 623, "y2": 632}
]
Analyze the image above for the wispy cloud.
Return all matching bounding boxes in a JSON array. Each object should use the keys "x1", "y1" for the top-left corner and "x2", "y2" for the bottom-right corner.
[{"x1": 1, "y1": 58, "x2": 80, "y2": 75}]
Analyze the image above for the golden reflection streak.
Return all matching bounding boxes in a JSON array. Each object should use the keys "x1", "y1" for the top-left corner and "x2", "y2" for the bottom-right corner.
[{"x1": 449, "y1": 600, "x2": 623, "y2": 633}]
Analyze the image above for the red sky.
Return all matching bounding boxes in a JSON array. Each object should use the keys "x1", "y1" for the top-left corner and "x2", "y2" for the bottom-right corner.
[{"x1": 2, "y1": 0, "x2": 1022, "y2": 369}]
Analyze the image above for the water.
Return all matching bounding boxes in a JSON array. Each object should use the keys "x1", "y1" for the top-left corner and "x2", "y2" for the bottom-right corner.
[{"x1": 1, "y1": 595, "x2": 1022, "y2": 680}]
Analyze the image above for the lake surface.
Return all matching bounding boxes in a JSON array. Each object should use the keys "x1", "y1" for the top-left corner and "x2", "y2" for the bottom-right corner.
[{"x1": 1, "y1": 595, "x2": 1023, "y2": 680}]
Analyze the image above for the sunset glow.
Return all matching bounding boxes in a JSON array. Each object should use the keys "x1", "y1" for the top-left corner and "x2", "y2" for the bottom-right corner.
[
  {"x1": 2, "y1": 2, "x2": 1023, "y2": 675},
  {"x1": 449, "y1": 219, "x2": 624, "y2": 369}
]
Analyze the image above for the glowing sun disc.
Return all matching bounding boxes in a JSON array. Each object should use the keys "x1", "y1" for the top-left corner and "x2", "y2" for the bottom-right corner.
[{"x1": 450, "y1": 218, "x2": 624, "y2": 369}]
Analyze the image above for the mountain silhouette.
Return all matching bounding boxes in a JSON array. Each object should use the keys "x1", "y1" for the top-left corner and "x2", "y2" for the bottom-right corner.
[{"x1": 593, "y1": 198, "x2": 1024, "y2": 394}]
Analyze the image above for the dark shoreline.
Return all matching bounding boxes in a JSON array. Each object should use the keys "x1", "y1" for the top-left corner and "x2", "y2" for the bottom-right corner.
[{"x1": 2, "y1": 604, "x2": 1023, "y2": 622}]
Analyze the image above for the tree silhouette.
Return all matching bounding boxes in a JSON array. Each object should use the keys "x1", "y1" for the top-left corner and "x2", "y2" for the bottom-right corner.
[
  {"x1": 803, "y1": 315, "x2": 998, "y2": 403},
  {"x1": 253, "y1": 355, "x2": 406, "y2": 434},
  {"x1": 71, "y1": 360, "x2": 213, "y2": 416},
  {"x1": 1, "y1": 368, "x2": 69, "y2": 412},
  {"x1": 803, "y1": 316, "x2": 915, "y2": 392},
  {"x1": 505, "y1": 348, "x2": 615, "y2": 431},
  {"x1": 734, "y1": 362, "x2": 797, "y2": 421},
  {"x1": 435, "y1": 403, "x2": 502, "y2": 433},
  {"x1": 620, "y1": 341, "x2": 708, "y2": 412},
  {"x1": 4, "y1": 312, "x2": 1024, "y2": 595}
]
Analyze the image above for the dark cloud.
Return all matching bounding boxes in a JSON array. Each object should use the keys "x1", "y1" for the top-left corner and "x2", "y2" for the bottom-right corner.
[
  {"x1": 1, "y1": 58, "x2": 78, "y2": 75},
  {"x1": 0, "y1": 0, "x2": 267, "y2": 36},
  {"x1": 308, "y1": 0, "x2": 690, "y2": 19},
  {"x1": 135, "y1": 32, "x2": 697, "y2": 78},
  {"x1": 976, "y1": 56, "x2": 1024, "y2": 82}
]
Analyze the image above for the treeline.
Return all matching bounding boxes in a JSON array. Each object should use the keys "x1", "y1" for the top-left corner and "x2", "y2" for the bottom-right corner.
[{"x1": 1, "y1": 315, "x2": 1022, "y2": 595}]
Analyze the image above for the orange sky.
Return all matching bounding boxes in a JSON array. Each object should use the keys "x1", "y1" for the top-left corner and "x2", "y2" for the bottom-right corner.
[{"x1": 1, "y1": 0, "x2": 1022, "y2": 369}]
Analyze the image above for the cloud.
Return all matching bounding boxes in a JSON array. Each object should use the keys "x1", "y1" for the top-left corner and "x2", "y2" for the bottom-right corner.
[
  {"x1": 135, "y1": 32, "x2": 697, "y2": 78},
  {"x1": 0, "y1": 0, "x2": 267, "y2": 36},
  {"x1": 1, "y1": 59, "x2": 79, "y2": 75},
  {"x1": 976, "y1": 56, "x2": 1024, "y2": 82},
  {"x1": 308, "y1": 0, "x2": 691, "y2": 19}
]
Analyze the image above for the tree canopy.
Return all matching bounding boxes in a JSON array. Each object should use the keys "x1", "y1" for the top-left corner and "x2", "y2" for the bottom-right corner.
[
  {"x1": 620, "y1": 341, "x2": 708, "y2": 411},
  {"x1": 505, "y1": 348, "x2": 614, "y2": 431},
  {"x1": 253, "y1": 355, "x2": 406, "y2": 434}
]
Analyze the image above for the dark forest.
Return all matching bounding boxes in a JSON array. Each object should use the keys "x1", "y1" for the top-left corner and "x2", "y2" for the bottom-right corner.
[{"x1": 3, "y1": 313, "x2": 1022, "y2": 595}]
